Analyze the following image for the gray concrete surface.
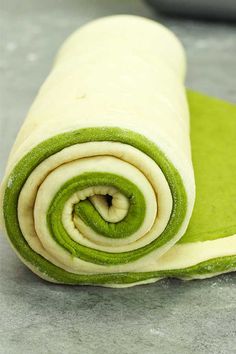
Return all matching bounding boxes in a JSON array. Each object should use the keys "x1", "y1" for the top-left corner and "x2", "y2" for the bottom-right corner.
[{"x1": 0, "y1": 1, "x2": 236, "y2": 353}]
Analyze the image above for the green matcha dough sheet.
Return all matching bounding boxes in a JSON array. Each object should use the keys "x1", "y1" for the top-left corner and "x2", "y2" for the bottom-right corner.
[{"x1": 0, "y1": 15, "x2": 235, "y2": 287}]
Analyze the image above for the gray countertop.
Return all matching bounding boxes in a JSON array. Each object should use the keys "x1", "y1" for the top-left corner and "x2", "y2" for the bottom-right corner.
[{"x1": 0, "y1": 1, "x2": 236, "y2": 353}]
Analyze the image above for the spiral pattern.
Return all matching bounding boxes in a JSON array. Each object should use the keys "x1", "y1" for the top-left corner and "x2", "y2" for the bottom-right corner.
[{"x1": 2, "y1": 127, "x2": 190, "y2": 280}]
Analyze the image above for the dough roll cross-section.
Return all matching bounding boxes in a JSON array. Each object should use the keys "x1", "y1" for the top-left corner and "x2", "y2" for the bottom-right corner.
[{"x1": 0, "y1": 15, "x2": 195, "y2": 286}]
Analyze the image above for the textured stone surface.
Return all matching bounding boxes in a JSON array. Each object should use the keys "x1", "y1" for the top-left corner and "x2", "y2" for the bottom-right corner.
[{"x1": 0, "y1": 1, "x2": 236, "y2": 353}]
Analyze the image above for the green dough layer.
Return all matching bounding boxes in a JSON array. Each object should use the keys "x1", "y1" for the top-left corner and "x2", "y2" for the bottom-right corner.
[
  {"x1": 180, "y1": 91, "x2": 236, "y2": 244},
  {"x1": 48, "y1": 172, "x2": 148, "y2": 264}
]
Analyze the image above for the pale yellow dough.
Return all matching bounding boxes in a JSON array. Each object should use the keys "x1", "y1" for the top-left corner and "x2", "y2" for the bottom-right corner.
[{"x1": 0, "y1": 15, "x2": 200, "y2": 280}]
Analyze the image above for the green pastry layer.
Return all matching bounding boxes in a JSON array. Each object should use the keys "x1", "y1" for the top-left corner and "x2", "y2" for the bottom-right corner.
[{"x1": 179, "y1": 91, "x2": 236, "y2": 243}]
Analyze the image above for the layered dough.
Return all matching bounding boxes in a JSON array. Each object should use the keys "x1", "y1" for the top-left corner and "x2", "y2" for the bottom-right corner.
[{"x1": 0, "y1": 15, "x2": 200, "y2": 286}]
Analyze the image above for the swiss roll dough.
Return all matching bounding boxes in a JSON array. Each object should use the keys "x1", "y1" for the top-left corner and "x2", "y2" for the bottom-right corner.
[{"x1": 1, "y1": 15, "x2": 235, "y2": 287}]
